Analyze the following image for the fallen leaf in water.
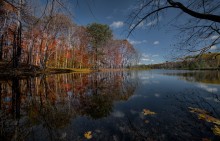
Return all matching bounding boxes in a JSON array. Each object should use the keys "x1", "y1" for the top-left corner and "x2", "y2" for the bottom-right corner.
[
  {"x1": 198, "y1": 114, "x2": 220, "y2": 125},
  {"x1": 142, "y1": 109, "x2": 156, "y2": 115},
  {"x1": 212, "y1": 125, "x2": 220, "y2": 136},
  {"x1": 189, "y1": 107, "x2": 220, "y2": 137},
  {"x1": 188, "y1": 107, "x2": 209, "y2": 114},
  {"x1": 189, "y1": 107, "x2": 220, "y2": 125},
  {"x1": 84, "y1": 131, "x2": 92, "y2": 139}
]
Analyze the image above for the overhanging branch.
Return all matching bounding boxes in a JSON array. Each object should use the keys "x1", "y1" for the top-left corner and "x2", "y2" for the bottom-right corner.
[
  {"x1": 128, "y1": 5, "x2": 174, "y2": 37},
  {"x1": 168, "y1": 0, "x2": 220, "y2": 23}
]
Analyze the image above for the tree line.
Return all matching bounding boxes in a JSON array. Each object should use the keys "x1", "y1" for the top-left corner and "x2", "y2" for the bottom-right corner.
[
  {"x1": 146, "y1": 52, "x2": 220, "y2": 70},
  {"x1": 0, "y1": 0, "x2": 138, "y2": 70}
]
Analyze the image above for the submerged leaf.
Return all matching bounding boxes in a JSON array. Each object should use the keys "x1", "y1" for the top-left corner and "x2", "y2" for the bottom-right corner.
[
  {"x1": 212, "y1": 125, "x2": 220, "y2": 136},
  {"x1": 84, "y1": 131, "x2": 92, "y2": 139},
  {"x1": 188, "y1": 107, "x2": 209, "y2": 114},
  {"x1": 198, "y1": 114, "x2": 220, "y2": 125},
  {"x1": 189, "y1": 107, "x2": 220, "y2": 136},
  {"x1": 189, "y1": 107, "x2": 220, "y2": 125},
  {"x1": 142, "y1": 109, "x2": 156, "y2": 116}
]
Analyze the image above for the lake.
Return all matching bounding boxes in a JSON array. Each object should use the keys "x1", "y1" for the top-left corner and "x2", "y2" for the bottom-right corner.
[{"x1": 0, "y1": 70, "x2": 220, "y2": 141}]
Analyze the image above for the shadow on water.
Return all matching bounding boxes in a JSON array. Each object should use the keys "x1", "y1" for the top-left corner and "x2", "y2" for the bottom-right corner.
[{"x1": 0, "y1": 71, "x2": 137, "y2": 141}]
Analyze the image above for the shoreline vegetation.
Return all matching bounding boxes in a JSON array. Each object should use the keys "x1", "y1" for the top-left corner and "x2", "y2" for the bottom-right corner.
[
  {"x1": 135, "y1": 52, "x2": 220, "y2": 71},
  {"x1": 1, "y1": 51, "x2": 220, "y2": 78},
  {"x1": 1, "y1": 63, "x2": 219, "y2": 79},
  {"x1": 0, "y1": 61, "x2": 132, "y2": 78},
  {"x1": 0, "y1": 61, "x2": 88, "y2": 78}
]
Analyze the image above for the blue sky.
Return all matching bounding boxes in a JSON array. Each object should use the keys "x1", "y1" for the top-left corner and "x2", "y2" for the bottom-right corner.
[{"x1": 70, "y1": 0, "x2": 185, "y2": 64}]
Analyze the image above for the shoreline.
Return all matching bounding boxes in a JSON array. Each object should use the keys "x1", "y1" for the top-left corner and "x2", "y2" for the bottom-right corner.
[{"x1": 1, "y1": 65, "x2": 219, "y2": 79}]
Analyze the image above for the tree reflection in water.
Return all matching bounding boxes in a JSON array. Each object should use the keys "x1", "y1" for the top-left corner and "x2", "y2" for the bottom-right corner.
[
  {"x1": 164, "y1": 70, "x2": 220, "y2": 84},
  {"x1": 0, "y1": 71, "x2": 136, "y2": 140}
]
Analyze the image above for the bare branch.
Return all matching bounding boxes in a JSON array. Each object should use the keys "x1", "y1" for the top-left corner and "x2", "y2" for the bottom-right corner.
[
  {"x1": 168, "y1": 0, "x2": 220, "y2": 23},
  {"x1": 127, "y1": 5, "x2": 174, "y2": 37}
]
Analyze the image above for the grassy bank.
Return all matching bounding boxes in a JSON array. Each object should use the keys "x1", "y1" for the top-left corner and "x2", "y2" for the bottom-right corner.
[{"x1": 0, "y1": 61, "x2": 93, "y2": 78}]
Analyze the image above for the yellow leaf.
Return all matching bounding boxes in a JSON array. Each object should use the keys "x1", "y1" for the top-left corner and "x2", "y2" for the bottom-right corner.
[
  {"x1": 189, "y1": 107, "x2": 220, "y2": 126},
  {"x1": 212, "y1": 125, "x2": 220, "y2": 136},
  {"x1": 142, "y1": 109, "x2": 156, "y2": 116},
  {"x1": 213, "y1": 120, "x2": 220, "y2": 126},
  {"x1": 84, "y1": 131, "x2": 92, "y2": 139},
  {"x1": 188, "y1": 107, "x2": 208, "y2": 114},
  {"x1": 198, "y1": 114, "x2": 206, "y2": 120},
  {"x1": 198, "y1": 114, "x2": 220, "y2": 125}
]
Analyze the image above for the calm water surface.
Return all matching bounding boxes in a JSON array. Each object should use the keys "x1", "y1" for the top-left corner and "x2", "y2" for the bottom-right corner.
[{"x1": 0, "y1": 70, "x2": 220, "y2": 141}]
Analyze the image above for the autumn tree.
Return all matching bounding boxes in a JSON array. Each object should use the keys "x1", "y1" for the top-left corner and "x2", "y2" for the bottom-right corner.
[
  {"x1": 71, "y1": 26, "x2": 90, "y2": 69},
  {"x1": 102, "y1": 39, "x2": 137, "y2": 68},
  {"x1": 86, "y1": 23, "x2": 113, "y2": 69},
  {"x1": 0, "y1": 0, "x2": 23, "y2": 68},
  {"x1": 0, "y1": 0, "x2": 138, "y2": 70},
  {"x1": 128, "y1": 0, "x2": 220, "y2": 58}
]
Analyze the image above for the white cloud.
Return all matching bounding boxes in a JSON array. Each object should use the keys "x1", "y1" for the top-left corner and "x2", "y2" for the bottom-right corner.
[
  {"x1": 110, "y1": 21, "x2": 124, "y2": 28},
  {"x1": 142, "y1": 53, "x2": 149, "y2": 58},
  {"x1": 152, "y1": 54, "x2": 159, "y2": 57},
  {"x1": 140, "y1": 53, "x2": 155, "y2": 62},
  {"x1": 130, "y1": 95, "x2": 143, "y2": 99},
  {"x1": 137, "y1": 21, "x2": 144, "y2": 28},
  {"x1": 143, "y1": 40, "x2": 147, "y2": 42},
  {"x1": 130, "y1": 21, "x2": 145, "y2": 29},
  {"x1": 147, "y1": 21, "x2": 157, "y2": 26},
  {"x1": 141, "y1": 53, "x2": 150, "y2": 61},
  {"x1": 129, "y1": 24, "x2": 135, "y2": 29},
  {"x1": 211, "y1": 35, "x2": 220, "y2": 40},
  {"x1": 128, "y1": 39, "x2": 147, "y2": 45},
  {"x1": 141, "y1": 58, "x2": 150, "y2": 61},
  {"x1": 153, "y1": 41, "x2": 159, "y2": 45},
  {"x1": 139, "y1": 53, "x2": 159, "y2": 64},
  {"x1": 147, "y1": 17, "x2": 161, "y2": 26},
  {"x1": 130, "y1": 40, "x2": 142, "y2": 45},
  {"x1": 210, "y1": 45, "x2": 217, "y2": 50},
  {"x1": 197, "y1": 84, "x2": 218, "y2": 93}
]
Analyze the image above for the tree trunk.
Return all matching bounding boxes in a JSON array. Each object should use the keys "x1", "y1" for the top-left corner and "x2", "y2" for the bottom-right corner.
[
  {"x1": 12, "y1": 77, "x2": 21, "y2": 119},
  {"x1": 0, "y1": 35, "x2": 3, "y2": 61},
  {"x1": 13, "y1": 33, "x2": 17, "y2": 68}
]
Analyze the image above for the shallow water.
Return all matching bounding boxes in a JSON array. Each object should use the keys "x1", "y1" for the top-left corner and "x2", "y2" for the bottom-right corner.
[{"x1": 0, "y1": 70, "x2": 220, "y2": 141}]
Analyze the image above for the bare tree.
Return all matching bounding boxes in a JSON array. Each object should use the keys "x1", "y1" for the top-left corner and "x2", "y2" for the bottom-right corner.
[{"x1": 128, "y1": 0, "x2": 220, "y2": 58}]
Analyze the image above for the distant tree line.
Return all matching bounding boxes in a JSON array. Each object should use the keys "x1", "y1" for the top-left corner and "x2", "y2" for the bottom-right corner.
[{"x1": 144, "y1": 52, "x2": 220, "y2": 70}]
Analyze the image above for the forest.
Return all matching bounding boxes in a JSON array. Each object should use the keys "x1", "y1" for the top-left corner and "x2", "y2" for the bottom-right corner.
[{"x1": 0, "y1": 0, "x2": 138, "y2": 75}]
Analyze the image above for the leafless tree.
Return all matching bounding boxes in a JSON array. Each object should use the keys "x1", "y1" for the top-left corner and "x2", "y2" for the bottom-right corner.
[{"x1": 128, "y1": 0, "x2": 220, "y2": 58}]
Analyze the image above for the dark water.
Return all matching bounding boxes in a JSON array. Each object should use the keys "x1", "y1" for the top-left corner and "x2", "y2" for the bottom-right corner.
[{"x1": 0, "y1": 70, "x2": 220, "y2": 141}]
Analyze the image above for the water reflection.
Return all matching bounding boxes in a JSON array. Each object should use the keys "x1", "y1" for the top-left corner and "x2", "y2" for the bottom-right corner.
[
  {"x1": 0, "y1": 70, "x2": 220, "y2": 140},
  {"x1": 0, "y1": 71, "x2": 137, "y2": 141},
  {"x1": 163, "y1": 70, "x2": 220, "y2": 84}
]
